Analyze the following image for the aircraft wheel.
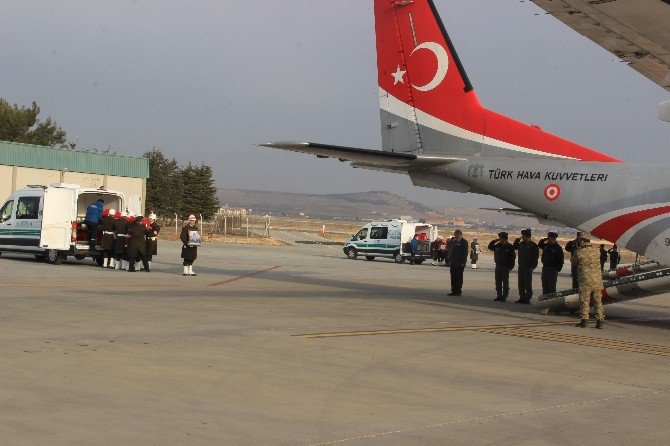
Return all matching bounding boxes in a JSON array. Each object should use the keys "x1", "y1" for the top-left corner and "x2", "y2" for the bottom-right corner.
[
  {"x1": 365, "y1": 256, "x2": 375, "y2": 261},
  {"x1": 346, "y1": 248, "x2": 358, "y2": 260},
  {"x1": 45, "y1": 250, "x2": 65, "y2": 265}
]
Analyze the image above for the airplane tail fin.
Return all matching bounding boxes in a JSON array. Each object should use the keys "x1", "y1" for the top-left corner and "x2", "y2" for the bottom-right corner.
[{"x1": 375, "y1": 0, "x2": 619, "y2": 162}]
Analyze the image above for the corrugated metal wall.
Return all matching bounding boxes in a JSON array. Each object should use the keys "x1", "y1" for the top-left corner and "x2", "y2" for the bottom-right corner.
[{"x1": 0, "y1": 141, "x2": 149, "y2": 178}]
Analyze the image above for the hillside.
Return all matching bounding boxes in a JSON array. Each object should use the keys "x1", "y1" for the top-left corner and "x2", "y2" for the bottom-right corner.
[
  {"x1": 216, "y1": 189, "x2": 567, "y2": 232},
  {"x1": 217, "y1": 189, "x2": 439, "y2": 220}
]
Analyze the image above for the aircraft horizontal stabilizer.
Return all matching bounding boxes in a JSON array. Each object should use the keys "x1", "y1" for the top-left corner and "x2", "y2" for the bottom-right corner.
[{"x1": 259, "y1": 142, "x2": 463, "y2": 170}]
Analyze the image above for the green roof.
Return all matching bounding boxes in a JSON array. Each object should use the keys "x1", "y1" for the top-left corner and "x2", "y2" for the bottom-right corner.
[{"x1": 0, "y1": 140, "x2": 149, "y2": 178}]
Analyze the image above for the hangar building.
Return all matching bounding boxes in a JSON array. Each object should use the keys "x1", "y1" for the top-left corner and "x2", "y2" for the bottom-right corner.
[{"x1": 0, "y1": 140, "x2": 150, "y2": 213}]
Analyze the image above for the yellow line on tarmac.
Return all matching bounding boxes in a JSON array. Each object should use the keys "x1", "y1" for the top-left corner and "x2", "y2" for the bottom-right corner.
[
  {"x1": 513, "y1": 328, "x2": 670, "y2": 351},
  {"x1": 297, "y1": 321, "x2": 576, "y2": 339},
  {"x1": 479, "y1": 328, "x2": 670, "y2": 357}
]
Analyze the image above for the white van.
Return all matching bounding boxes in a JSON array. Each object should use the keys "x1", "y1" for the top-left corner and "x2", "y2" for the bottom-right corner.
[
  {"x1": 0, "y1": 183, "x2": 136, "y2": 265},
  {"x1": 343, "y1": 219, "x2": 438, "y2": 264}
]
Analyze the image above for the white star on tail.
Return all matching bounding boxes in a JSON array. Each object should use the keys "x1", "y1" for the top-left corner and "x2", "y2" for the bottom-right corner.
[{"x1": 391, "y1": 65, "x2": 406, "y2": 85}]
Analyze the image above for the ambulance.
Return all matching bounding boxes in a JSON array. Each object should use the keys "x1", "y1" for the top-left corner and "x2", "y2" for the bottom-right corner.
[
  {"x1": 0, "y1": 183, "x2": 138, "y2": 265},
  {"x1": 343, "y1": 219, "x2": 438, "y2": 264}
]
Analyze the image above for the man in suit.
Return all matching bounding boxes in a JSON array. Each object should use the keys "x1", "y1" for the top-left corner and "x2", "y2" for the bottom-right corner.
[{"x1": 447, "y1": 229, "x2": 468, "y2": 296}]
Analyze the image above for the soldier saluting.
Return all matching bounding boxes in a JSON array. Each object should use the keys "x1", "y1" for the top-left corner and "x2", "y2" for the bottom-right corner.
[
  {"x1": 513, "y1": 229, "x2": 539, "y2": 304},
  {"x1": 565, "y1": 232, "x2": 583, "y2": 289},
  {"x1": 575, "y1": 236, "x2": 605, "y2": 329},
  {"x1": 488, "y1": 232, "x2": 516, "y2": 302},
  {"x1": 538, "y1": 232, "x2": 565, "y2": 295}
]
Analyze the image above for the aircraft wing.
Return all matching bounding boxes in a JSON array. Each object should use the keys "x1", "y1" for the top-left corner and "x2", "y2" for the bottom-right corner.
[
  {"x1": 259, "y1": 142, "x2": 463, "y2": 171},
  {"x1": 530, "y1": 0, "x2": 670, "y2": 93},
  {"x1": 483, "y1": 208, "x2": 563, "y2": 227}
]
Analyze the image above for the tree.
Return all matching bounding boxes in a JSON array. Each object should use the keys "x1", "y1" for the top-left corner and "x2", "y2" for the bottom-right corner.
[
  {"x1": 192, "y1": 164, "x2": 220, "y2": 219},
  {"x1": 144, "y1": 149, "x2": 220, "y2": 220},
  {"x1": 0, "y1": 98, "x2": 66, "y2": 146},
  {"x1": 179, "y1": 163, "x2": 220, "y2": 220},
  {"x1": 144, "y1": 148, "x2": 183, "y2": 219}
]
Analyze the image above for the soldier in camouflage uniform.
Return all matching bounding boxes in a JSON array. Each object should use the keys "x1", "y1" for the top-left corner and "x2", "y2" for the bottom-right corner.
[{"x1": 575, "y1": 237, "x2": 605, "y2": 328}]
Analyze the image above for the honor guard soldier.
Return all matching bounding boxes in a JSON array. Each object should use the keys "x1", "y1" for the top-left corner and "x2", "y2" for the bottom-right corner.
[
  {"x1": 513, "y1": 229, "x2": 539, "y2": 304},
  {"x1": 100, "y1": 208, "x2": 117, "y2": 268},
  {"x1": 538, "y1": 232, "x2": 565, "y2": 295},
  {"x1": 575, "y1": 237, "x2": 605, "y2": 328},
  {"x1": 180, "y1": 215, "x2": 201, "y2": 276},
  {"x1": 145, "y1": 213, "x2": 160, "y2": 271},
  {"x1": 488, "y1": 232, "x2": 516, "y2": 301},
  {"x1": 113, "y1": 211, "x2": 130, "y2": 270},
  {"x1": 126, "y1": 215, "x2": 151, "y2": 272},
  {"x1": 470, "y1": 238, "x2": 480, "y2": 269}
]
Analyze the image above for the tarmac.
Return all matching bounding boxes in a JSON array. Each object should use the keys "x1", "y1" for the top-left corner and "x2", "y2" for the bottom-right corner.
[{"x1": 1, "y1": 241, "x2": 669, "y2": 445}]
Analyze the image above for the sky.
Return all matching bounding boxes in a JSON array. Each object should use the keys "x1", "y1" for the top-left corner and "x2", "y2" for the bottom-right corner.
[{"x1": 1, "y1": 0, "x2": 669, "y2": 209}]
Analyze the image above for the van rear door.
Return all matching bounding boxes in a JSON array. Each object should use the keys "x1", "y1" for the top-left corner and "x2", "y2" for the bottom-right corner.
[
  {"x1": 127, "y1": 195, "x2": 141, "y2": 215},
  {"x1": 40, "y1": 188, "x2": 74, "y2": 250}
]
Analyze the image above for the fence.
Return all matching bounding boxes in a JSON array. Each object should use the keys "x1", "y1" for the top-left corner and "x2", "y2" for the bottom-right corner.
[{"x1": 159, "y1": 215, "x2": 272, "y2": 239}]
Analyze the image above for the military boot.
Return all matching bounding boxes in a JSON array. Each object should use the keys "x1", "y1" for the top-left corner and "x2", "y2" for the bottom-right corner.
[
  {"x1": 576, "y1": 319, "x2": 588, "y2": 328},
  {"x1": 595, "y1": 319, "x2": 604, "y2": 329}
]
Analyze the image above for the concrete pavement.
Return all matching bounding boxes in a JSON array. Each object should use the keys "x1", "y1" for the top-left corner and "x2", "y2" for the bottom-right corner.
[{"x1": 1, "y1": 242, "x2": 668, "y2": 445}]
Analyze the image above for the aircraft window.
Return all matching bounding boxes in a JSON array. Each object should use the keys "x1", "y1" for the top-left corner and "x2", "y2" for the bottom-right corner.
[
  {"x1": 16, "y1": 197, "x2": 40, "y2": 220},
  {"x1": 355, "y1": 228, "x2": 369, "y2": 240},
  {"x1": 370, "y1": 227, "x2": 388, "y2": 239},
  {"x1": 0, "y1": 200, "x2": 14, "y2": 222}
]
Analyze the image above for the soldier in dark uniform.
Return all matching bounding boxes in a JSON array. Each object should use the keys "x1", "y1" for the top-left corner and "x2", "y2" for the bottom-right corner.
[
  {"x1": 565, "y1": 232, "x2": 583, "y2": 289},
  {"x1": 513, "y1": 229, "x2": 539, "y2": 304},
  {"x1": 538, "y1": 232, "x2": 565, "y2": 295},
  {"x1": 100, "y1": 208, "x2": 117, "y2": 268},
  {"x1": 145, "y1": 213, "x2": 160, "y2": 270},
  {"x1": 488, "y1": 232, "x2": 516, "y2": 301},
  {"x1": 447, "y1": 229, "x2": 468, "y2": 296},
  {"x1": 180, "y1": 215, "x2": 200, "y2": 276},
  {"x1": 113, "y1": 212, "x2": 130, "y2": 270},
  {"x1": 599, "y1": 244, "x2": 608, "y2": 272},
  {"x1": 608, "y1": 244, "x2": 621, "y2": 271},
  {"x1": 126, "y1": 215, "x2": 151, "y2": 272}
]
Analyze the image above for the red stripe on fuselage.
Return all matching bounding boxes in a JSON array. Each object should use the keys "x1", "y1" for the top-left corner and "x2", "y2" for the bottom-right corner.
[{"x1": 591, "y1": 207, "x2": 670, "y2": 242}]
